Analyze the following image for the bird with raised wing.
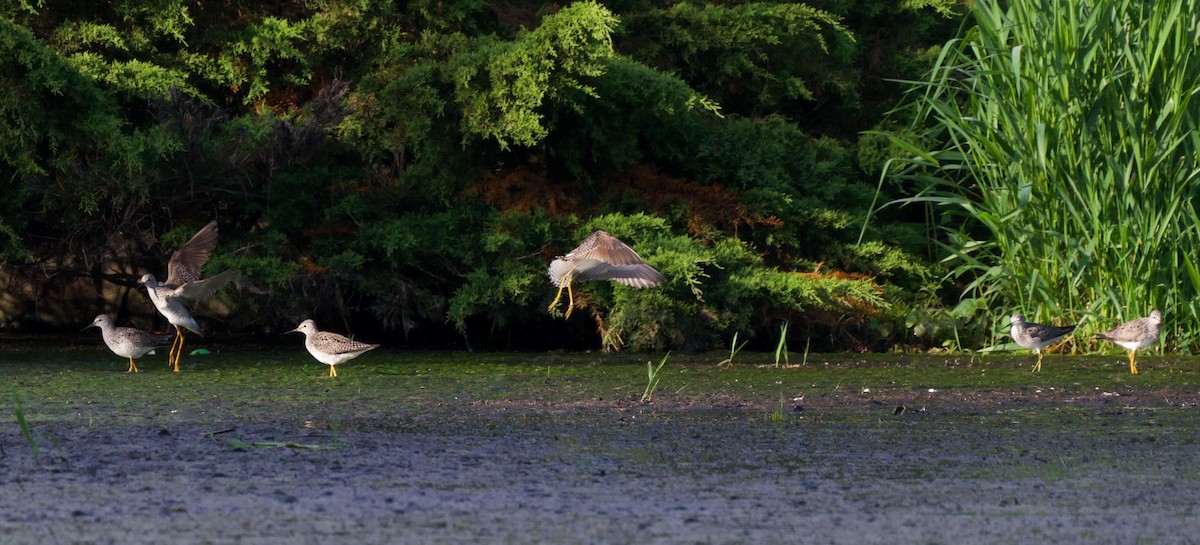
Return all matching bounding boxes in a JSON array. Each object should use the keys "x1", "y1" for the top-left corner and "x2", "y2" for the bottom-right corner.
[
  {"x1": 288, "y1": 319, "x2": 379, "y2": 378},
  {"x1": 85, "y1": 314, "x2": 173, "y2": 373},
  {"x1": 1093, "y1": 310, "x2": 1162, "y2": 375},
  {"x1": 1010, "y1": 314, "x2": 1077, "y2": 372},
  {"x1": 140, "y1": 221, "x2": 237, "y2": 372},
  {"x1": 547, "y1": 230, "x2": 664, "y2": 319}
]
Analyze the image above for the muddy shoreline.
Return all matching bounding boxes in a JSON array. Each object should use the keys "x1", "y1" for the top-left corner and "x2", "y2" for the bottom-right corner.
[{"x1": 3, "y1": 391, "x2": 1199, "y2": 544}]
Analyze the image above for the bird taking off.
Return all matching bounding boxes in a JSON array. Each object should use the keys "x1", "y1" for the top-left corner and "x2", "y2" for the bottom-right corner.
[
  {"x1": 140, "y1": 221, "x2": 237, "y2": 372},
  {"x1": 547, "y1": 230, "x2": 664, "y2": 319}
]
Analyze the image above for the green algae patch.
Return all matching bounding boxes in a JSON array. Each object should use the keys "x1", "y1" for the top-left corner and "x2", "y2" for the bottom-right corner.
[{"x1": 2, "y1": 348, "x2": 1198, "y2": 427}]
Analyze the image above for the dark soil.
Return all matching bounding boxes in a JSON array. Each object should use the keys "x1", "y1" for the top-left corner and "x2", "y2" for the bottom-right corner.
[
  {"x1": 4, "y1": 397, "x2": 1200, "y2": 543},
  {"x1": 2, "y1": 349, "x2": 1200, "y2": 543}
]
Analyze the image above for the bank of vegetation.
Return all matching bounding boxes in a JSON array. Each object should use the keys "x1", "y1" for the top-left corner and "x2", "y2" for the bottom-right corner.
[{"x1": 32, "y1": 1, "x2": 1194, "y2": 354}]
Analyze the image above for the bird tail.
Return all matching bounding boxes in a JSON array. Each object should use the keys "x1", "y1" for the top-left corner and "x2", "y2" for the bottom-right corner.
[
  {"x1": 548, "y1": 259, "x2": 574, "y2": 287},
  {"x1": 182, "y1": 320, "x2": 204, "y2": 336}
]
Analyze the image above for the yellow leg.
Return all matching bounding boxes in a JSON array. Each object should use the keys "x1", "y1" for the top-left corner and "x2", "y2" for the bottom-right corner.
[
  {"x1": 169, "y1": 328, "x2": 184, "y2": 369},
  {"x1": 329, "y1": 365, "x2": 337, "y2": 378},
  {"x1": 1129, "y1": 350, "x2": 1138, "y2": 375},
  {"x1": 547, "y1": 268, "x2": 577, "y2": 316},
  {"x1": 564, "y1": 279, "x2": 576, "y2": 319},
  {"x1": 168, "y1": 329, "x2": 181, "y2": 368},
  {"x1": 548, "y1": 285, "x2": 566, "y2": 312},
  {"x1": 128, "y1": 358, "x2": 139, "y2": 373},
  {"x1": 1032, "y1": 351, "x2": 1043, "y2": 373},
  {"x1": 173, "y1": 326, "x2": 185, "y2": 373}
]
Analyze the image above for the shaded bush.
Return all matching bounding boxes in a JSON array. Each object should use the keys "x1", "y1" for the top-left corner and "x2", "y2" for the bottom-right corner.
[{"x1": 0, "y1": 0, "x2": 960, "y2": 351}]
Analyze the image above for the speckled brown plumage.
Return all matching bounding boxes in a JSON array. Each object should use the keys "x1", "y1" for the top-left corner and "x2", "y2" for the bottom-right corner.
[
  {"x1": 1093, "y1": 310, "x2": 1162, "y2": 375},
  {"x1": 289, "y1": 319, "x2": 379, "y2": 378},
  {"x1": 1009, "y1": 314, "x2": 1077, "y2": 372}
]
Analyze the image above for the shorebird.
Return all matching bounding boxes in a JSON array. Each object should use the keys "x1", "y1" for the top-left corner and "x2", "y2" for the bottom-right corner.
[
  {"x1": 547, "y1": 230, "x2": 664, "y2": 318},
  {"x1": 84, "y1": 314, "x2": 173, "y2": 373},
  {"x1": 1010, "y1": 314, "x2": 1077, "y2": 372},
  {"x1": 288, "y1": 319, "x2": 379, "y2": 377},
  {"x1": 1093, "y1": 310, "x2": 1162, "y2": 375},
  {"x1": 139, "y1": 221, "x2": 236, "y2": 372}
]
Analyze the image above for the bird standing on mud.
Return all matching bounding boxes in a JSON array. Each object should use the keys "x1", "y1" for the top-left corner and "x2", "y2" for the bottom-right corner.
[
  {"x1": 140, "y1": 221, "x2": 237, "y2": 372},
  {"x1": 547, "y1": 230, "x2": 664, "y2": 319},
  {"x1": 85, "y1": 314, "x2": 173, "y2": 373},
  {"x1": 1009, "y1": 314, "x2": 1077, "y2": 372},
  {"x1": 288, "y1": 319, "x2": 379, "y2": 377},
  {"x1": 1093, "y1": 310, "x2": 1162, "y2": 375}
]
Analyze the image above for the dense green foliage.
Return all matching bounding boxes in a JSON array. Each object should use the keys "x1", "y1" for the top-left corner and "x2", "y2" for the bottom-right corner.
[
  {"x1": 0, "y1": 0, "x2": 959, "y2": 350},
  {"x1": 884, "y1": 0, "x2": 1200, "y2": 351}
]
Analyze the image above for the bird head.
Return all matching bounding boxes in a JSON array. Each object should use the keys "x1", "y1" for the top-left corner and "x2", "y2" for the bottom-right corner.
[
  {"x1": 1010, "y1": 313, "x2": 1026, "y2": 326},
  {"x1": 82, "y1": 314, "x2": 112, "y2": 332},
  {"x1": 287, "y1": 319, "x2": 317, "y2": 336},
  {"x1": 138, "y1": 273, "x2": 158, "y2": 287}
]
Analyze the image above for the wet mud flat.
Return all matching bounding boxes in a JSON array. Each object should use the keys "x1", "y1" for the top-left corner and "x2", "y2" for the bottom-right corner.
[{"x1": 2, "y1": 392, "x2": 1199, "y2": 545}]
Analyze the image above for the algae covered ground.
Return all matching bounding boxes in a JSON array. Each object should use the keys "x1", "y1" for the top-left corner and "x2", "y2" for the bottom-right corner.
[{"x1": 2, "y1": 342, "x2": 1200, "y2": 544}]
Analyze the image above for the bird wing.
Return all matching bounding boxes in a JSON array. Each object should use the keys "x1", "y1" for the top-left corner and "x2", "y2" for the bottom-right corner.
[
  {"x1": 172, "y1": 268, "x2": 237, "y2": 303},
  {"x1": 121, "y1": 328, "x2": 175, "y2": 348},
  {"x1": 230, "y1": 272, "x2": 269, "y2": 295},
  {"x1": 568, "y1": 231, "x2": 648, "y2": 266},
  {"x1": 605, "y1": 264, "x2": 665, "y2": 288},
  {"x1": 165, "y1": 221, "x2": 219, "y2": 286},
  {"x1": 1096, "y1": 318, "x2": 1151, "y2": 342},
  {"x1": 1025, "y1": 322, "x2": 1077, "y2": 341},
  {"x1": 314, "y1": 331, "x2": 379, "y2": 355}
]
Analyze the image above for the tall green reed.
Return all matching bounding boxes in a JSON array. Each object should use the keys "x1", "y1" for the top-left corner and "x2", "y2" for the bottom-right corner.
[{"x1": 876, "y1": 0, "x2": 1200, "y2": 350}]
